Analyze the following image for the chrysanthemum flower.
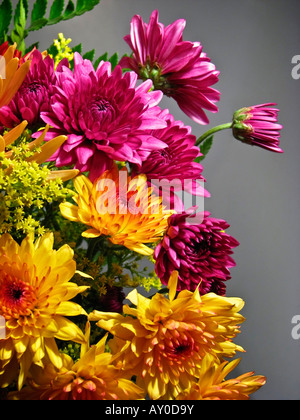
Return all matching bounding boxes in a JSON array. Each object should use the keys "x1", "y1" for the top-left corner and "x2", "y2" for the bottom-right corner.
[
  {"x1": 232, "y1": 103, "x2": 283, "y2": 153},
  {"x1": 89, "y1": 271, "x2": 245, "y2": 400},
  {"x1": 59, "y1": 166, "x2": 173, "y2": 256},
  {"x1": 0, "y1": 44, "x2": 31, "y2": 109},
  {"x1": 39, "y1": 53, "x2": 167, "y2": 181},
  {"x1": 0, "y1": 50, "x2": 56, "y2": 129},
  {"x1": 0, "y1": 233, "x2": 88, "y2": 390},
  {"x1": 154, "y1": 211, "x2": 239, "y2": 294},
  {"x1": 177, "y1": 355, "x2": 266, "y2": 400},
  {"x1": 0, "y1": 121, "x2": 78, "y2": 181},
  {"x1": 8, "y1": 328, "x2": 145, "y2": 400},
  {"x1": 119, "y1": 10, "x2": 220, "y2": 125},
  {"x1": 131, "y1": 110, "x2": 209, "y2": 210}
]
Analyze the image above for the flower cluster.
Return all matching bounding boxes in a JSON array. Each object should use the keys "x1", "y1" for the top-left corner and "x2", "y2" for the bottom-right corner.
[{"x1": 0, "y1": 3, "x2": 283, "y2": 400}]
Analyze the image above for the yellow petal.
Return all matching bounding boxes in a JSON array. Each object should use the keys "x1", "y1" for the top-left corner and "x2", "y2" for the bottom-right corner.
[
  {"x1": 26, "y1": 135, "x2": 67, "y2": 164},
  {"x1": 3, "y1": 121, "x2": 28, "y2": 147},
  {"x1": 59, "y1": 202, "x2": 79, "y2": 222},
  {"x1": 56, "y1": 301, "x2": 87, "y2": 317},
  {"x1": 47, "y1": 169, "x2": 79, "y2": 181},
  {"x1": 0, "y1": 135, "x2": 5, "y2": 152},
  {"x1": 82, "y1": 229, "x2": 101, "y2": 238},
  {"x1": 168, "y1": 271, "x2": 179, "y2": 302}
]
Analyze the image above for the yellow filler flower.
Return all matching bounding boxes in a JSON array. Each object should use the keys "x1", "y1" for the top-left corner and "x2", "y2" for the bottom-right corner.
[
  {"x1": 89, "y1": 271, "x2": 245, "y2": 400},
  {"x1": 0, "y1": 121, "x2": 79, "y2": 181},
  {"x1": 0, "y1": 233, "x2": 88, "y2": 390},
  {"x1": 60, "y1": 165, "x2": 173, "y2": 256},
  {"x1": 0, "y1": 44, "x2": 31, "y2": 108},
  {"x1": 9, "y1": 324, "x2": 145, "y2": 400},
  {"x1": 177, "y1": 354, "x2": 266, "y2": 400}
]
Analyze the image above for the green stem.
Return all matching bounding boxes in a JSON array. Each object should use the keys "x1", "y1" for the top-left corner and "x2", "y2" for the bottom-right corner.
[{"x1": 195, "y1": 122, "x2": 233, "y2": 146}]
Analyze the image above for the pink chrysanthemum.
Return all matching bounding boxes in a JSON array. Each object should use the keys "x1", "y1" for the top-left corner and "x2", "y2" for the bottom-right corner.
[
  {"x1": 132, "y1": 110, "x2": 209, "y2": 210},
  {"x1": 0, "y1": 50, "x2": 56, "y2": 129},
  {"x1": 154, "y1": 211, "x2": 239, "y2": 294},
  {"x1": 38, "y1": 53, "x2": 167, "y2": 181},
  {"x1": 119, "y1": 10, "x2": 220, "y2": 125},
  {"x1": 232, "y1": 103, "x2": 283, "y2": 153}
]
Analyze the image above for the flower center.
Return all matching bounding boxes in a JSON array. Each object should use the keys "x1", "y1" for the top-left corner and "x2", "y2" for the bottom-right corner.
[
  {"x1": 89, "y1": 98, "x2": 115, "y2": 122},
  {"x1": 0, "y1": 271, "x2": 37, "y2": 318},
  {"x1": 164, "y1": 331, "x2": 198, "y2": 361},
  {"x1": 21, "y1": 81, "x2": 44, "y2": 98}
]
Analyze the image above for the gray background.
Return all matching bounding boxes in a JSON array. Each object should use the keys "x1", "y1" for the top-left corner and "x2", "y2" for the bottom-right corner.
[{"x1": 23, "y1": 0, "x2": 300, "y2": 400}]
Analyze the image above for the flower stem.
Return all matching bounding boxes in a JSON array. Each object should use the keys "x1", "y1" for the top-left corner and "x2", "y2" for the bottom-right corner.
[{"x1": 195, "y1": 122, "x2": 233, "y2": 146}]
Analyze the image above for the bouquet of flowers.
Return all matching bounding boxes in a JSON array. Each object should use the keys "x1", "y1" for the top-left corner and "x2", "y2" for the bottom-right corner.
[{"x1": 0, "y1": 0, "x2": 283, "y2": 401}]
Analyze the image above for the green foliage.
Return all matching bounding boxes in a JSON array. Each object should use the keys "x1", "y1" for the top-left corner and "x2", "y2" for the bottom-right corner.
[
  {"x1": 0, "y1": 0, "x2": 101, "y2": 53},
  {"x1": 195, "y1": 135, "x2": 214, "y2": 162}
]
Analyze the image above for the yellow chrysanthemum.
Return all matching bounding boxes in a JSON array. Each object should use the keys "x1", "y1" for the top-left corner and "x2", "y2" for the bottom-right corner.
[
  {"x1": 0, "y1": 233, "x2": 88, "y2": 390},
  {"x1": 0, "y1": 121, "x2": 78, "y2": 181},
  {"x1": 177, "y1": 355, "x2": 266, "y2": 400},
  {"x1": 60, "y1": 165, "x2": 173, "y2": 256},
  {"x1": 0, "y1": 44, "x2": 31, "y2": 108},
  {"x1": 89, "y1": 271, "x2": 245, "y2": 400},
  {"x1": 9, "y1": 325, "x2": 145, "y2": 400}
]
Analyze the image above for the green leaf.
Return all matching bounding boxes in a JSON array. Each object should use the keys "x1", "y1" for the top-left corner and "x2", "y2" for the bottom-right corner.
[
  {"x1": 195, "y1": 135, "x2": 213, "y2": 162},
  {"x1": 72, "y1": 43, "x2": 82, "y2": 54},
  {"x1": 31, "y1": 0, "x2": 47, "y2": 23},
  {"x1": 49, "y1": 0, "x2": 64, "y2": 21},
  {"x1": 10, "y1": 0, "x2": 27, "y2": 50},
  {"x1": 108, "y1": 52, "x2": 118, "y2": 70},
  {"x1": 0, "y1": 0, "x2": 13, "y2": 39},
  {"x1": 83, "y1": 49, "x2": 95, "y2": 61},
  {"x1": 13, "y1": 0, "x2": 27, "y2": 28},
  {"x1": 94, "y1": 52, "x2": 107, "y2": 69},
  {"x1": 27, "y1": 17, "x2": 48, "y2": 32},
  {"x1": 63, "y1": 0, "x2": 75, "y2": 19},
  {"x1": 25, "y1": 41, "x2": 39, "y2": 54}
]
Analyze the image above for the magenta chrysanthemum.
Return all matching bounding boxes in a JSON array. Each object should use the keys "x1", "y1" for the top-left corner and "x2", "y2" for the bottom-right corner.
[
  {"x1": 38, "y1": 53, "x2": 167, "y2": 181},
  {"x1": 0, "y1": 50, "x2": 56, "y2": 129},
  {"x1": 232, "y1": 103, "x2": 283, "y2": 153},
  {"x1": 132, "y1": 110, "x2": 209, "y2": 210},
  {"x1": 119, "y1": 9, "x2": 220, "y2": 125},
  {"x1": 154, "y1": 211, "x2": 239, "y2": 294}
]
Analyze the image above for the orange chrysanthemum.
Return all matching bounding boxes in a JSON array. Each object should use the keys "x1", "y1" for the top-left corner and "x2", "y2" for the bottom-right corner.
[
  {"x1": 0, "y1": 44, "x2": 31, "y2": 108},
  {"x1": 9, "y1": 326, "x2": 145, "y2": 400},
  {"x1": 0, "y1": 233, "x2": 88, "y2": 390},
  {"x1": 89, "y1": 271, "x2": 245, "y2": 400},
  {"x1": 60, "y1": 165, "x2": 173, "y2": 256},
  {"x1": 177, "y1": 355, "x2": 266, "y2": 400}
]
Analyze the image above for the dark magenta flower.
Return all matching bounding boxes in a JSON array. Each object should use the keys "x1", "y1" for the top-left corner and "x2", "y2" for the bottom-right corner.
[
  {"x1": 38, "y1": 53, "x2": 167, "y2": 181},
  {"x1": 119, "y1": 9, "x2": 220, "y2": 125},
  {"x1": 154, "y1": 211, "x2": 239, "y2": 294},
  {"x1": 232, "y1": 103, "x2": 283, "y2": 153},
  {"x1": 0, "y1": 50, "x2": 56, "y2": 129}
]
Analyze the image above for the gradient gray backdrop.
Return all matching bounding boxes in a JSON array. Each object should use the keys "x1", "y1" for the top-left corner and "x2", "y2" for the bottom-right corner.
[{"x1": 23, "y1": 0, "x2": 300, "y2": 400}]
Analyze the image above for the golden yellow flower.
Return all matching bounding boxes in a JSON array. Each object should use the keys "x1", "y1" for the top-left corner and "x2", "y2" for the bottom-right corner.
[
  {"x1": 89, "y1": 271, "x2": 245, "y2": 400},
  {"x1": 177, "y1": 355, "x2": 266, "y2": 400},
  {"x1": 9, "y1": 324, "x2": 145, "y2": 400},
  {"x1": 0, "y1": 44, "x2": 31, "y2": 108},
  {"x1": 0, "y1": 121, "x2": 79, "y2": 181},
  {"x1": 0, "y1": 233, "x2": 88, "y2": 390},
  {"x1": 60, "y1": 165, "x2": 173, "y2": 256}
]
